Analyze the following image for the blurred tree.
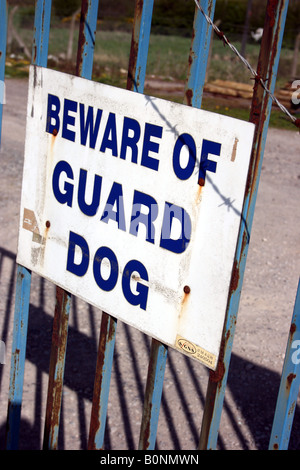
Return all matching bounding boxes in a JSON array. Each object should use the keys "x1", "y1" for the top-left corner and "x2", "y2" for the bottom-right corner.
[
  {"x1": 291, "y1": 32, "x2": 300, "y2": 78},
  {"x1": 241, "y1": 0, "x2": 252, "y2": 56},
  {"x1": 7, "y1": 4, "x2": 31, "y2": 58},
  {"x1": 52, "y1": 0, "x2": 81, "y2": 18},
  {"x1": 52, "y1": 0, "x2": 81, "y2": 61}
]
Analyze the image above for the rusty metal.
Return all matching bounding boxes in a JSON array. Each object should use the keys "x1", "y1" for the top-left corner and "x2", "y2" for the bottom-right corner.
[
  {"x1": 138, "y1": 0, "x2": 217, "y2": 451},
  {"x1": 32, "y1": 0, "x2": 52, "y2": 68},
  {"x1": 5, "y1": 0, "x2": 52, "y2": 450},
  {"x1": 3, "y1": 0, "x2": 293, "y2": 452},
  {"x1": 76, "y1": 0, "x2": 99, "y2": 79},
  {"x1": 184, "y1": 0, "x2": 216, "y2": 109},
  {"x1": 88, "y1": 0, "x2": 155, "y2": 449},
  {"x1": 138, "y1": 339, "x2": 168, "y2": 450},
  {"x1": 5, "y1": 266, "x2": 31, "y2": 449},
  {"x1": 127, "y1": 0, "x2": 154, "y2": 93},
  {"x1": 269, "y1": 278, "x2": 300, "y2": 450},
  {"x1": 43, "y1": 0, "x2": 100, "y2": 449},
  {"x1": 198, "y1": 0, "x2": 290, "y2": 450},
  {"x1": 43, "y1": 288, "x2": 71, "y2": 449},
  {"x1": 88, "y1": 313, "x2": 117, "y2": 449},
  {"x1": 128, "y1": 0, "x2": 169, "y2": 451}
]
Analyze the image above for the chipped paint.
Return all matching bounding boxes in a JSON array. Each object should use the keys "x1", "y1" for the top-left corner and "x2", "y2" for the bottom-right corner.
[
  {"x1": 231, "y1": 138, "x2": 239, "y2": 162},
  {"x1": 23, "y1": 208, "x2": 40, "y2": 235}
]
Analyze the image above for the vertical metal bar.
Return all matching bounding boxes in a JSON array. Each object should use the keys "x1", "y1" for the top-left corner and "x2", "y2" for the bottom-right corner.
[
  {"x1": 32, "y1": 0, "x2": 52, "y2": 68},
  {"x1": 88, "y1": 313, "x2": 117, "y2": 449},
  {"x1": 269, "y1": 279, "x2": 300, "y2": 450},
  {"x1": 71, "y1": 0, "x2": 116, "y2": 452},
  {"x1": 138, "y1": 339, "x2": 168, "y2": 450},
  {"x1": 126, "y1": 0, "x2": 170, "y2": 451},
  {"x1": 76, "y1": 0, "x2": 99, "y2": 79},
  {"x1": 5, "y1": 0, "x2": 52, "y2": 450},
  {"x1": 43, "y1": 288, "x2": 71, "y2": 449},
  {"x1": 138, "y1": 0, "x2": 216, "y2": 451},
  {"x1": 184, "y1": 0, "x2": 216, "y2": 109},
  {"x1": 6, "y1": 266, "x2": 31, "y2": 450},
  {"x1": 198, "y1": 0, "x2": 290, "y2": 450},
  {"x1": 42, "y1": 0, "x2": 99, "y2": 450},
  {"x1": 33, "y1": 0, "x2": 68, "y2": 450},
  {"x1": 88, "y1": 0, "x2": 154, "y2": 450},
  {"x1": 69, "y1": 0, "x2": 118, "y2": 451},
  {"x1": 0, "y1": 0, "x2": 7, "y2": 147},
  {"x1": 127, "y1": 0, "x2": 155, "y2": 94}
]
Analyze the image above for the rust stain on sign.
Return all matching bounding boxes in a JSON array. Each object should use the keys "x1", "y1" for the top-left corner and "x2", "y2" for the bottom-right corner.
[{"x1": 231, "y1": 138, "x2": 239, "y2": 162}]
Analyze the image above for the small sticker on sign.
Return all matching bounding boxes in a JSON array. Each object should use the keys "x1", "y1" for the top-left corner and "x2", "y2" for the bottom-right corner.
[
  {"x1": 175, "y1": 335, "x2": 217, "y2": 369},
  {"x1": 23, "y1": 208, "x2": 40, "y2": 235}
]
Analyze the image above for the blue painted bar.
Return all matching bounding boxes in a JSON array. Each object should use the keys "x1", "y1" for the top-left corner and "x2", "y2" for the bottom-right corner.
[
  {"x1": 76, "y1": 0, "x2": 99, "y2": 79},
  {"x1": 5, "y1": 0, "x2": 52, "y2": 450},
  {"x1": 6, "y1": 266, "x2": 31, "y2": 450},
  {"x1": 138, "y1": 340, "x2": 168, "y2": 450},
  {"x1": 127, "y1": 0, "x2": 168, "y2": 451},
  {"x1": 269, "y1": 279, "x2": 300, "y2": 450},
  {"x1": 0, "y1": 0, "x2": 7, "y2": 147},
  {"x1": 69, "y1": 0, "x2": 118, "y2": 451},
  {"x1": 87, "y1": 0, "x2": 155, "y2": 450},
  {"x1": 127, "y1": 0, "x2": 155, "y2": 94},
  {"x1": 61, "y1": 0, "x2": 116, "y2": 452},
  {"x1": 88, "y1": 313, "x2": 117, "y2": 449},
  {"x1": 42, "y1": 0, "x2": 100, "y2": 450},
  {"x1": 199, "y1": 0, "x2": 290, "y2": 450},
  {"x1": 138, "y1": 0, "x2": 216, "y2": 451},
  {"x1": 184, "y1": 0, "x2": 216, "y2": 109},
  {"x1": 32, "y1": 0, "x2": 52, "y2": 68},
  {"x1": 43, "y1": 288, "x2": 71, "y2": 449}
]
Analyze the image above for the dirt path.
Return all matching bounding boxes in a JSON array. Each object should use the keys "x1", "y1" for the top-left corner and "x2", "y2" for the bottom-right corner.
[{"x1": 0, "y1": 78, "x2": 299, "y2": 450}]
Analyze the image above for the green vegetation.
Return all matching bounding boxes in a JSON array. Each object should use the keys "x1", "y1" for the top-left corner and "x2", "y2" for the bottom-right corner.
[
  {"x1": 4, "y1": 0, "x2": 299, "y2": 130},
  {"x1": 202, "y1": 102, "x2": 297, "y2": 131}
]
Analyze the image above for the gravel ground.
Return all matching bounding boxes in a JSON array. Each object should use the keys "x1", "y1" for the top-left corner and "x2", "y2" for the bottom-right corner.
[{"x1": 0, "y1": 78, "x2": 299, "y2": 451}]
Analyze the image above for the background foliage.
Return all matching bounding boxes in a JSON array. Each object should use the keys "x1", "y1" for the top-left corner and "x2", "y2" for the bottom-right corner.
[
  {"x1": 11, "y1": 0, "x2": 300, "y2": 47},
  {"x1": 5, "y1": 0, "x2": 299, "y2": 130}
]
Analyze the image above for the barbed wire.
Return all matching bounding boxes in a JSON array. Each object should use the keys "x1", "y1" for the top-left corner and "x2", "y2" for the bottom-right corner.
[{"x1": 194, "y1": 0, "x2": 300, "y2": 129}]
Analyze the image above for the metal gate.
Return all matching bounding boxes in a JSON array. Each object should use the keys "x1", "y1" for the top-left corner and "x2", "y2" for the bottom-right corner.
[{"x1": 0, "y1": 0, "x2": 298, "y2": 451}]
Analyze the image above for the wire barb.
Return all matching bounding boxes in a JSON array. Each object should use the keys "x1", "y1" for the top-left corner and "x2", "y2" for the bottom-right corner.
[{"x1": 194, "y1": 0, "x2": 298, "y2": 128}]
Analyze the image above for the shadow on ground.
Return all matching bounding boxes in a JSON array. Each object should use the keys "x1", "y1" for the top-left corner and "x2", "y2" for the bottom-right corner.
[{"x1": 0, "y1": 246, "x2": 299, "y2": 450}]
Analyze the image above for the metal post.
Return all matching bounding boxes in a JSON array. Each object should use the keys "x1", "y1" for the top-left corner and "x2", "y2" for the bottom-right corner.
[
  {"x1": 184, "y1": 0, "x2": 216, "y2": 109},
  {"x1": 87, "y1": 0, "x2": 155, "y2": 450},
  {"x1": 32, "y1": 0, "x2": 52, "y2": 68},
  {"x1": 76, "y1": 0, "x2": 99, "y2": 79},
  {"x1": 127, "y1": 0, "x2": 155, "y2": 94},
  {"x1": 43, "y1": 0, "x2": 99, "y2": 450},
  {"x1": 138, "y1": 0, "x2": 216, "y2": 450},
  {"x1": 88, "y1": 313, "x2": 117, "y2": 449},
  {"x1": 269, "y1": 279, "x2": 300, "y2": 450},
  {"x1": 0, "y1": 0, "x2": 7, "y2": 147},
  {"x1": 5, "y1": 0, "x2": 52, "y2": 450},
  {"x1": 64, "y1": 0, "x2": 117, "y2": 452},
  {"x1": 128, "y1": 0, "x2": 170, "y2": 451},
  {"x1": 198, "y1": 0, "x2": 290, "y2": 450},
  {"x1": 138, "y1": 339, "x2": 168, "y2": 449},
  {"x1": 6, "y1": 266, "x2": 31, "y2": 450},
  {"x1": 43, "y1": 288, "x2": 71, "y2": 449}
]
